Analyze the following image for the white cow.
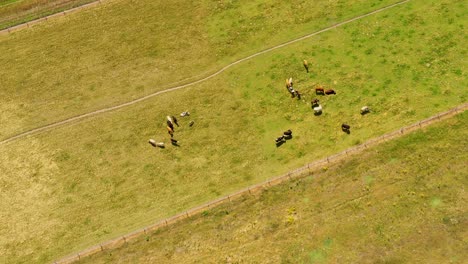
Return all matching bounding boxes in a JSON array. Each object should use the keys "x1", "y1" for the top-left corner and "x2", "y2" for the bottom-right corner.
[
  {"x1": 313, "y1": 104, "x2": 323, "y2": 114},
  {"x1": 361, "y1": 106, "x2": 370, "y2": 115},
  {"x1": 149, "y1": 139, "x2": 165, "y2": 148}
]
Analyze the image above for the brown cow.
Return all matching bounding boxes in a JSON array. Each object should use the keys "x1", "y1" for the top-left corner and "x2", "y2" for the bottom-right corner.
[
  {"x1": 325, "y1": 89, "x2": 336, "y2": 95},
  {"x1": 303, "y1": 60, "x2": 309, "y2": 73},
  {"x1": 166, "y1": 120, "x2": 174, "y2": 130},
  {"x1": 167, "y1": 126, "x2": 174, "y2": 137},
  {"x1": 315, "y1": 87, "x2": 325, "y2": 95},
  {"x1": 311, "y1": 98, "x2": 320, "y2": 107}
]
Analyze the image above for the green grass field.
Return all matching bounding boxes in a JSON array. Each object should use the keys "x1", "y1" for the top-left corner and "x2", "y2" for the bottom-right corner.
[
  {"x1": 77, "y1": 111, "x2": 468, "y2": 264},
  {"x1": 0, "y1": 0, "x2": 466, "y2": 263},
  {"x1": 0, "y1": 0, "x2": 399, "y2": 140},
  {"x1": 0, "y1": 0, "x2": 96, "y2": 30}
]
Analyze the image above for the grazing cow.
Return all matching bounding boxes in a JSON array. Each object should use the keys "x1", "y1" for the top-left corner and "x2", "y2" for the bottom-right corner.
[
  {"x1": 286, "y1": 86, "x2": 296, "y2": 98},
  {"x1": 180, "y1": 111, "x2": 190, "y2": 117},
  {"x1": 285, "y1": 78, "x2": 296, "y2": 98},
  {"x1": 313, "y1": 105, "x2": 323, "y2": 115},
  {"x1": 342, "y1": 123, "x2": 350, "y2": 133},
  {"x1": 361, "y1": 106, "x2": 370, "y2": 115},
  {"x1": 311, "y1": 98, "x2": 320, "y2": 107},
  {"x1": 148, "y1": 139, "x2": 157, "y2": 147},
  {"x1": 275, "y1": 135, "x2": 285, "y2": 144},
  {"x1": 171, "y1": 116, "x2": 179, "y2": 127},
  {"x1": 283, "y1": 129, "x2": 292, "y2": 139},
  {"x1": 295, "y1": 90, "x2": 301, "y2": 99},
  {"x1": 166, "y1": 120, "x2": 174, "y2": 130},
  {"x1": 189, "y1": 121, "x2": 195, "y2": 127},
  {"x1": 325, "y1": 89, "x2": 336, "y2": 95},
  {"x1": 167, "y1": 126, "x2": 174, "y2": 137},
  {"x1": 149, "y1": 139, "x2": 164, "y2": 148},
  {"x1": 315, "y1": 87, "x2": 325, "y2": 95},
  {"x1": 303, "y1": 60, "x2": 309, "y2": 73},
  {"x1": 170, "y1": 138, "x2": 179, "y2": 146}
]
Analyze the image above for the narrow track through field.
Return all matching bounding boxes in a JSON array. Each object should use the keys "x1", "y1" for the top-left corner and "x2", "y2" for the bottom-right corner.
[{"x1": 0, "y1": 0, "x2": 410, "y2": 146}]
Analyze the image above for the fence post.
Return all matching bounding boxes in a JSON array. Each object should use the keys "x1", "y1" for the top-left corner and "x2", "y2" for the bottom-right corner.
[
  {"x1": 123, "y1": 236, "x2": 127, "y2": 243},
  {"x1": 100, "y1": 244, "x2": 103, "y2": 251},
  {"x1": 248, "y1": 188, "x2": 252, "y2": 195}
]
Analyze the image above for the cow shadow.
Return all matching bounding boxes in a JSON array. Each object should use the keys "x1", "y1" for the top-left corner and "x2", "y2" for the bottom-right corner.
[
  {"x1": 342, "y1": 128, "x2": 351, "y2": 134},
  {"x1": 276, "y1": 141, "x2": 285, "y2": 147},
  {"x1": 284, "y1": 135, "x2": 293, "y2": 140}
]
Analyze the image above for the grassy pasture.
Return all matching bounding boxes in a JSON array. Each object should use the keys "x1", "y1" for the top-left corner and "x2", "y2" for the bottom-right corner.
[
  {"x1": 0, "y1": 0, "x2": 399, "y2": 140},
  {"x1": 0, "y1": 0, "x2": 95, "y2": 29},
  {"x1": 77, "y1": 111, "x2": 468, "y2": 264},
  {"x1": 0, "y1": 0, "x2": 467, "y2": 263}
]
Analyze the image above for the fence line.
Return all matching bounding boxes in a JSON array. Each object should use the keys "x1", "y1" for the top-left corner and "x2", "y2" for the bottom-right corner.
[
  {"x1": 54, "y1": 102, "x2": 467, "y2": 264},
  {"x1": 0, "y1": 0, "x2": 104, "y2": 35}
]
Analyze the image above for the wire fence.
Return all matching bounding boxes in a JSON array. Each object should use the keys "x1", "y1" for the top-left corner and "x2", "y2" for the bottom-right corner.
[
  {"x1": 54, "y1": 102, "x2": 467, "y2": 264},
  {"x1": 0, "y1": 0, "x2": 103, "y2": 34}
]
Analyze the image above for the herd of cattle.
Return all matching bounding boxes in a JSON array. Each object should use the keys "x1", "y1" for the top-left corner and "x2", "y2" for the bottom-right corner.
[
  {"x1": 148, "y1": 112, "x2": 192, "y2": 148},
  {"x1": 149, "y1": 59, "x2": 371, "y2": 149},
  {"x1": 276, "y1": 60, "x2": 370, "y2": 146}
]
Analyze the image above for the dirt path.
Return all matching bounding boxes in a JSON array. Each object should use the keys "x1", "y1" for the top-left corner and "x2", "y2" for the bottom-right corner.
[
  {"x1": 0, "y1": 0, "x2": 410, "y2": 146},
  {"x1": 54, "y1": 102, "x2": 467, "y2": 264}
]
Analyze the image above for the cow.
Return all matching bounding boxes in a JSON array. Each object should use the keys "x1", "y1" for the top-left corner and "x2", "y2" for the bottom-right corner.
[
  {"x1": 180, "y1": 111, "x2": 190, "y2": 117},
  {"x1": 275, "y1": 135, "x2": 285, "y2": 143},
  {"x1": 311, "y1": 98, "x2": 320, "y2": 107},
  {"x1": 361, "y1": 106, "x2": 370, "y2": 115},
  {"x1": 325, "y1": 89, "x2": 336, "y2": 95},
  {"x1": 313, "y1": 105, "x2": 323, "y2": 115},
  {"x1": 295, "y1": 90, "x2": 301, "y2": 99},
  {"x1": 170, "y1": 138, "x2": 179, "y2": 146},
  {"x1": 285, "y1": 78, "x2": 296, "y2": 98},
  {"x1": 303, "y1": 60, "x2": 309, "y2": 73},
  {"x1": 342, "y1": 123, "x2": 350, "y2": 133},
  {"x1": 286, "y1": 85, "x2": 296, "y2": 98},
  {"x1": 166, "y1": 120, "x2": 174, "y2": 130},
  {"x1": 283, "y1": 129, "x2": 292, "y2": 139},
  {"x1": 189, "y1": 121, "x2": 195, "y2": 127},
  {"x1": 149, "y1": 139, "x2": 164, "y2": 148},
  {"x1": 171, "y1": 116, "x2": 179, "y2": 127},
  {"x1": 315, "y1": 87, "x2": 325, "y2": 95},
  {"x1": 167, "y1": 126, "x2": 174, "y2": 137}
]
